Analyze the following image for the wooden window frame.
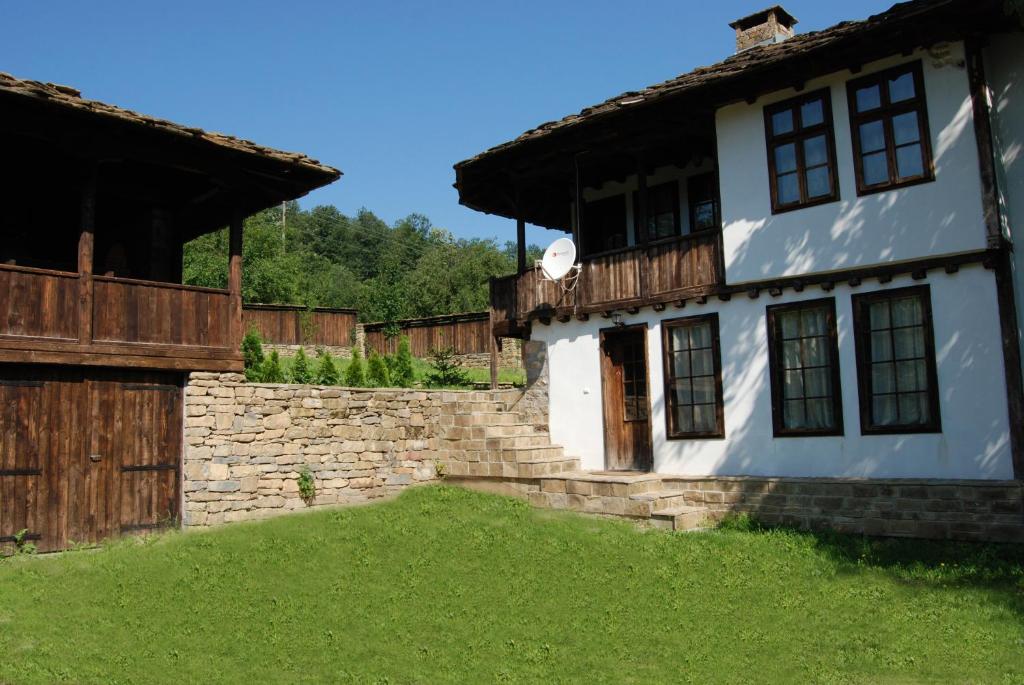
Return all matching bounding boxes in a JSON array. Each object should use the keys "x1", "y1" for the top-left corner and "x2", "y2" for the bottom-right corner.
[
  {"x1": 687, "y1": 171, "x2": 721, "y2": 233},
  {"x1": 851, "y1": 284, "x2": 942, "y2": 435},
  {"x1": 633, "y1": 181, "x2": 681, "y2": 243},
  {"x1": 763, "y1": 88, "x2": 840, "y2": 213},
  {"x1": 846, "y1": 60, "x2": 935, "y2": 196},
  {"x1": 661, "y1": 313, "x2": 725, "y2": 440},
  {"x1": 765, "y1": 297, "x2": 845, "y2": 437}
]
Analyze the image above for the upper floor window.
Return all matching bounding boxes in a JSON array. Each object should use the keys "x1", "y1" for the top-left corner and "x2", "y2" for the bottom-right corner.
[
  {"x1": 763, "y1": 89, "x2": 839, "y2": 213},
  {"x1": 851, "y1": 285, "x2": 941, "y2": 434},
  {"x1": 688, "y1": 173, "x2": 720, "y2": 232},
  {"x1": 766, "y1": 298, "x2": 844, "y2": 436},
  {"x1": 847, "y1": 61, "x2": 934, "y2": 195},
  {"x1": 633, "y1": 181, "x2": 680, "y2": 241},
  {"x1": 581, "y1": 194, "x2": 627, "y2": 257},
  {"x1": 662, "y1": 314, "x2": 724, "y2": 439}
]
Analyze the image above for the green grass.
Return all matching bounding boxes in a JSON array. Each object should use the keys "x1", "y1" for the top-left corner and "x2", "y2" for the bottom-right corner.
[
  {"x1": 276, "y1": 353, "x2": 525, "y2": 388},
  {"x1": 2, "y1": 486, "x2": 1023, "y2": 684}
]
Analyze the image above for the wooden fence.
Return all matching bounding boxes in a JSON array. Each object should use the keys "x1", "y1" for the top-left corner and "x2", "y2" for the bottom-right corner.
[
  {"x1": 364, "y1": 312, "x2": 491, "y2": 357},
  {"x1": 242, "y1": 304, "x2": 357, "y2": 348}
]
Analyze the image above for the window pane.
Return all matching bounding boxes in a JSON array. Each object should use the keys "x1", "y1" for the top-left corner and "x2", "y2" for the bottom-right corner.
[
  {"x1": 870, "y1": 331, "x2": 893, "y2": 362},
  {"x1": 784, "y1": 400, "x2": 807, "y2": 428},
  {"x1": 671, "y1": 350, "x2": 690, "y2": 379},
  {"x1": 689, "y1": 323, "x2": 712, "y2": 349},
  {"x1": 777, "y1": 173, "x2": 800, "y2": 205},
  {"x1": 774, "y1": 143, "x2": 797, "y2": 173},
  {"x1": 803, "y1": 336, "x2": 826, "y2": 366},
  {"x1": 888, "y1": 71, "x2": 916, "y2": 102},
  {"x1": 873, "y1": 395, "x2": 898, "y2": 425},
  {"x1": 803, "y1": 367, "x2": 830, "y2": 397},
  {"x1": 800, "y1": 98, "x2": 824, "y2": 127},
  {"x1": 893, "y1": 328, "x2": 924, "y2": 360},
  {"x1": 872, "y1": 362, "x2": 895, "y2": 393},
  {"x1": 856, "y1": 84, "x2": 881, "y2": 112},
  {"x1": 801, "y1": 308, "x2": 827, "y2": 336},
  {"x1": 862, "y1": 151, "x2": 889, "y2": 186},
  {"x1": 805, "y1": 399, "x2": 834, "y2": 429},
  {"x1": 652, "y1": 213, "x2": 676, "y2": 239},
  {"x1": 896, "y1": 144, "x2": 925, "y2": 179},
  {"x1": 896, "y1": 359, "x2": 926, "y2": 393},
  {"x1": 670, "y1": 327, "x2": 689, "y2": 351},
  {"x1": 869, "y1": 301, "x2": 891, "y2": 330},
  {"x1": 693, "y1": 404, "x2": 717, "y2": 433},
  {"x1": 783, "y1": 369, "x2": 804, "y2": 399},
  {"x1": 898, "y1": 393, "x2": 924, "y2": 425},
  {"x1": 692, "y1": 376, "x2": 716, "y2": 404},
  {"x1": 675, "y1": 406, "x2": 694, "y2": 433},
  {"x1": 892, "y1": 296, "x2": 923, "y2": 326},
  {"x1": 806, "y1": 167, "x2": 831, "y2": 199},
  {"x1": 780, "y1": 311, "x2": 800, "y2": 339},
  {"x1": 782, "y1": 340, "x2": 802, "y2": 368},
  {"x1": 691, "y1": 349, "x2": 713, "y2": 376},
  {"x1": 803, "y1": 135, "x2": 828, "y2": 167},
  {"x1": 892, "y1": 112, "x2": 920, "y2": 145},
  {"x1": 771, "y1": 108, "x2": 794, "y2": 135},
  {"x1": 692, "y1": 202, "x2": 716, "y2": 231},
  {"x1": 674, "y1": 380, "x2": 692, "y2": 405},
  {"x1": 859, "y1": 120, "x2": 886, "y2": 153}
]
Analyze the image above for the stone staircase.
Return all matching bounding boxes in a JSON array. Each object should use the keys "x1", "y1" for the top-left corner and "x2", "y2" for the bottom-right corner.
[{"x1": 442, "y1": 393, "x2": 713, "y2": 531}]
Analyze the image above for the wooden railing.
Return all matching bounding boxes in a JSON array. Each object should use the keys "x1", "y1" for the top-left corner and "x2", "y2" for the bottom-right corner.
[
  {"x1": 490, "y1": 231, "x2": 722, "y2": 324},
  {"x1": 0, "y1": 265, "x2": 80, "y2": 340}
]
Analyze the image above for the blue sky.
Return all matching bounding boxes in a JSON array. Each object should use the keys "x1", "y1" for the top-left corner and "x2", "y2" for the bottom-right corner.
[{"x1": 4, "y1": 1, "x2": 894, "y2": 246}]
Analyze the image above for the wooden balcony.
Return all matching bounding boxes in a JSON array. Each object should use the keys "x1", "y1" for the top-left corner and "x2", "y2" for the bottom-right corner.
[
  {"x1": 0, "y1": 263, "x2": 240, "y2": 371},
  {"x1": 490, "y1": 231, "x2": 723, "y2": 332}
]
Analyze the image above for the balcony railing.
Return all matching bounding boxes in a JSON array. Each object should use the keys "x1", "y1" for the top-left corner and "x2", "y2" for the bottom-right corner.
[{"x1": 490, "y1": 231, "x2": 722, "y2": 325}]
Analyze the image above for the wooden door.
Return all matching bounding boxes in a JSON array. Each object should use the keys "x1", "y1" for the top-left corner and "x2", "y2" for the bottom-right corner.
[
  {"x1": 1, "y1": 364, "x2": 181, "y2": 553},
  {"x1": 600, "y1": 327, "x2": 653, "y2": 471}
]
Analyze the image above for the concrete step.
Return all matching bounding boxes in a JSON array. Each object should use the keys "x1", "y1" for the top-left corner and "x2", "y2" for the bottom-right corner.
[
  {"x1": 498, "y1": 445, "x2": 565, "y2": 463},
  {"x1": 650, "y1": 506, "x2": 711, "y2": 532},
  {"x1": 517, "y1": 457, "x2": 581, "y2": 478}
]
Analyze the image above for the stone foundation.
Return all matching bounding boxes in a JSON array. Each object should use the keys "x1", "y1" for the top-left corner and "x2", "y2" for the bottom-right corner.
[
  {"x1": 182, "y1": 373, "x2": 524, "y2": 526},
  {"x1": 507, "y1": 340, "x2": 548, "y2": 426}
]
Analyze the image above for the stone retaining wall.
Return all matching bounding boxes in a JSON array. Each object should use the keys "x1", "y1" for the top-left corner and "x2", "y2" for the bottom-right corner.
[
  {"x1": 261, "y1": 343, "x2": 353, "y2": 359},
  {"x1": 182, "y1": 373, "x2": 518, "y2": 527}
]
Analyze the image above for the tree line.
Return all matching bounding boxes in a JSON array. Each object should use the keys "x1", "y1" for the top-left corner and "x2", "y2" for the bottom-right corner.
[{"x1": 183, "y1": 202, "x2": 543, "y2": 323}]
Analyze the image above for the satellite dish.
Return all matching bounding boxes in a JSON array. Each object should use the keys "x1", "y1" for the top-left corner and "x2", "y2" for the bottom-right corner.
[{"x1": 540, "y1": 237, "x2": 577, "y2": 281}]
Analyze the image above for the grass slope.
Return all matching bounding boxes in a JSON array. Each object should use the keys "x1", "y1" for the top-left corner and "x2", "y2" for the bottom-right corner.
[{"x1": 1, "y1": 486, "x2": 1022, "y2": 684}]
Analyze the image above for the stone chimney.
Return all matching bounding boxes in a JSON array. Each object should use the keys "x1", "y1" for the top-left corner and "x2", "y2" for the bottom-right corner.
[{"x1": 729, "y1": 6, "x2": 798, "y2": 53}]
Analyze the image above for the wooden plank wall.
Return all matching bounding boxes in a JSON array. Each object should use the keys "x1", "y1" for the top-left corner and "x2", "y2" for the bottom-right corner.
[
  {"x1": 0, "y1": 264, "x2": 79, "y2": 340},
  {"x1": 364, "y1": 314, "x2": 491, "y2": 357},
  {"x1": 242, "y1": 305, "x2": 357, "y2": 347}
]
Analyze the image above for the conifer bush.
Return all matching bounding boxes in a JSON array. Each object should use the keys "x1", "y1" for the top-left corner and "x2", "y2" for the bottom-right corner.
[
  {"x1": 291, "y1": 347, "x2": 314, "y2": 384},
  {"x1": 260, "y1": 351, "x2": 285, "y2": 383},
  {"x1": 316, "y1": 349, "x2": 340, "y2": 385},
  {"x1": 366, "y1": 350, "x2": 391, "y2": 387},
  {"x1": 344, "y1": 347, "x2": 365, "y2": 387},
  {"x1": 391, "y1": 336, "x2": 415, "y2": 387},
  {"x1": 241, "y1": 327, "x2": 265, "y2": 382}
]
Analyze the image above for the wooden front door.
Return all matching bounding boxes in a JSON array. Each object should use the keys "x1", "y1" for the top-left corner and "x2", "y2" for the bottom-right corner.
[
  {"x1": 0, "y1": 365, "x2": 182, "y2": 552},
  {"x1": 600, "y1": 327, "x2": 653, "y2": 471}
]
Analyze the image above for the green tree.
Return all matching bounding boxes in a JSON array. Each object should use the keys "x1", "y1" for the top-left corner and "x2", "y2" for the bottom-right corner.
[
  {"x1": 344, "y1": 347, "x2": 365, "y2": 387},
  {"x1": 260, "y1": 351, "x2": 285, "y2": 383},
  {"x1": 241, "y1": 327, "x2": 265, "y2": 382},
  {"x1": 316, "y1": 349, "x2": 340, "y2": 385},
  {"x1": 291, "y1": 347, "x2": 314, "y2": 384},
  {"x1": 391, "y1": 336, "x2": 415, "y2": 387},
  {"x1": 366, "y1": 351, "x2": 391, "y2": 387},
  {"x1": 425, "y1": 347, "x2": 470, "y2": 388}
]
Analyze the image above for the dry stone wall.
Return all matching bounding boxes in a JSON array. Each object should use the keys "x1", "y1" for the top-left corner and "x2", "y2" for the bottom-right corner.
[{"x1": 182, "y1": 373, "x2": 525, "y2": 527}]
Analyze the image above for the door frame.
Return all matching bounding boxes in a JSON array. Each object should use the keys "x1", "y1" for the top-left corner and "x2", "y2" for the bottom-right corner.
[{"x1": 598, "y1": 323, "x2": 653, "y2": 472}]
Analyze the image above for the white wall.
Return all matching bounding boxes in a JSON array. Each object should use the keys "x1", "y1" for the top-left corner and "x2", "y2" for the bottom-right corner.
[
  {"x1": 717, "y1": 43, "x2": 989, "y2": 284},
  {"x1": 986, "y1": 32, "x2": 1024, "y2": 368},
  {"x1": 532, "y1": 265, "x2": 1013, "y2": 480}
]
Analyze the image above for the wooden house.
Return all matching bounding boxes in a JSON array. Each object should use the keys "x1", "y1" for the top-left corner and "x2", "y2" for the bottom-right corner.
[
  {"x1": 458, "y1": 0, "x2": 1024, "y2": 487},
  {"x1": 0, "y1": 73, "x2": 339, "y2": 551}
]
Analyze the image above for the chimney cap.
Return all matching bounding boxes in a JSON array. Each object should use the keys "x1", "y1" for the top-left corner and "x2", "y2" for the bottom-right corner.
[{"x1": 729, "y1": 5, "x2": 798, "y2": 31}]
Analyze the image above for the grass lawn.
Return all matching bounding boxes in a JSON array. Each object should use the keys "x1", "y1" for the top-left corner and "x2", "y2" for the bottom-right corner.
[{"x1": 2, "y1": 486, "x2": 1022, "y2": 684}]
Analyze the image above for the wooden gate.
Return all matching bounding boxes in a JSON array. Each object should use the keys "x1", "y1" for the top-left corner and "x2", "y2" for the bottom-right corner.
[{"x1": 0, "y1": 365, "x2": 182, "y2": 552}]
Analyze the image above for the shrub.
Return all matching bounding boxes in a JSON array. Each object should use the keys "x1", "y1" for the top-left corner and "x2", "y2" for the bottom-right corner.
[
  {"x1": 391, "y1": 336, "x2": 415, "y2": 387},
  {"x1": 260, "y1": 351, "x2": 286, "y2": 383},
  {"x1": 344, "y1": 347, "x2": 365, "y2": 387},
  {"x1": 291, "y1": 347, "x2": 314, "y2": 384},
  {"x1": 425, "y1": 347, "x2": 470, "y2": 388},
  {"x1": 297, "y1": 467, "x2": 316, "y2": 505},
  {"x1": 241, "y1": 327, "x2": 265, "y2": 382},
  {"x1": 366, "y1": 350, "x2": 391, "y2": 387},
  {"x1": 316, "y1": 349, "x2": 340, "y2": 385}
]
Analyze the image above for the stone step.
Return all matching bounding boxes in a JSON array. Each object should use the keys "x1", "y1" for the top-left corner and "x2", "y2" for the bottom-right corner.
[
  {"x1": 453, "y1": 412, "x2": 529, "y2": 427},
  {"x1": 540, "y1": 471, "x2": 664, "y2": 498},
  {"x1": 453, "y1": 401, "x2": 509, "y2": 414},
  {"x1": 498, "y1": 445, "x2": 565, "y2": 463},
  {"x1": 629, "y1": 490, "x2": 694, "y2": 513},
  {"x1": 650, "y1": 506, "x2": 711, "y2": 532},
  {"x1": 486, "y1": 434, "x2": 552, "y2": 449},
  {"x1": 483, "y1": 423, "x2": 546, "y2": 438},
  {"x1": 517, "y1": 457, "x2": 581, "y2": 478}
]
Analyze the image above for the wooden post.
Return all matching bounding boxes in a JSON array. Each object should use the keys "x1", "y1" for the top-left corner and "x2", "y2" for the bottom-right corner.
[
  {"x1": 489, "y1": 334, "x2": 499, "y2": 390},
  {"x1": 78, "y1": 167, "x2": 96, "y2": 345},
  {"x1": 572, "y1": 155, "x2": 583, "y2": 252},
  {"x1": 516, "y1": 217, "x2": 527, "y2": 275},
  {"x1": 636, "y1": 159, "x2": 650, "y2": 299},
  {"x1": 229, "y1": 210, "x2": 245, "y2": 349}
]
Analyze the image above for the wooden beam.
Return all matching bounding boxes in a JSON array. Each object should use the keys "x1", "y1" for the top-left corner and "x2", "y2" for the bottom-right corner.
[
  {"x1": 993, "y1": 251, "x2": 1024, "y2": 478},
  {"x1": 575, "y1": 312, "x2": 590, "y2": 322},
  {"x1": 516, "y1": 217, "x2": 527, "y2": 274},
  {"x1": 228, "y1": 209, "x2": 245, "y2": 348},
  {"x1": 966, "y1": 38, "x2": 1004, "y2": 250},
  {"x1": 78, "y1": 166, "x2": 96, "y2": 345},
  {"x1": 572, "y1": 155, "x2": 583, "y2": 254}
]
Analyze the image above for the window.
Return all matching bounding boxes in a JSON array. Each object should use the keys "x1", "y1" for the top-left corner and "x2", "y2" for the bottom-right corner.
[
  {"x1": 662, "y1": 314, "x2": 724, "y2": 439},
  {"x1": 852, "y1": 285, "x2": 941, "y2": 434},
  {"x1": 847, "y1": 61, "x2": 934, "y2": 194},
  {"x1": 581, "y1": 194, "x2": 627, "y2": 256},
  {"x1": 687, "y1": 173, "x2": 720, "y2": 232},
  {"x1": 766, "y1": 299, "x2": 844, "y2": 436},
  {"x1": 621, "y1": 335, "x2": 648, "y2": 422},
  {"x1": 632, "y1": 181, "x2": 680, "y2": 241},
  {"x1": 763, "y1": 89, "x2": 839, "y2": 212}
]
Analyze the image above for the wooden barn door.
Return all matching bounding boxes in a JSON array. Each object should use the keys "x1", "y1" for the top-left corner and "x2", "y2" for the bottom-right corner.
[
  {"x1": 1, "y1": 365, "x2": 181, "y2": 552},
  {"x1": 600, "y1": 327, "x2": 653, "y2": 472}
]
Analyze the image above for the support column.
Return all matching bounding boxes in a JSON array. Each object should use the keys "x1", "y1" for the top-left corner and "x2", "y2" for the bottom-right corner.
[
  {"x1": 78, "y1": 167, "x2": 96, "y2": 345},
  {"x1": 229, "y1": 210, "x2": 245, "y2": 349},
  {"x1": 572, "y1": 155, "x2": 583, "y2": 252},
  {"x1": 516, "y1": 217, "x2": 527, "y2": 275},
  {"x1": 489, "y1": 332, "x2": 500, "y2": 390},
  {"x1": 636, "y1": 159, "x2": 650, "y2": 300}
]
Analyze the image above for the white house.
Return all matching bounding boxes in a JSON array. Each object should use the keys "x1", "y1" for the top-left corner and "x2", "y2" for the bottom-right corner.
[{"x1": 454, "y1": 1, "x2": 1024, "y2": 538}]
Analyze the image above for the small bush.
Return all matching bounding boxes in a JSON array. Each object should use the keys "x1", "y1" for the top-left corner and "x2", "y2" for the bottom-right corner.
[
  {"x1": 425, "y1": 347, "x2": 470, "y2": 388},
  {"x1": 391, "y1": 336, "x2": 415, "y2": 387},
  {"x1": 345, "y1": 347, "x2": 366, "y2": 387},
  {"x1": 241, "y1": 327, "x2": 265, "y2": 382},
  {"x1": 366, "y1": 350, "x2": 391, "y2": 387},
  {"x1": 316, "y1": 349, "x2": 340, "y2": 385},
  {"x1": 260, "y1": 351, "x2": 286, "y2": 383},
  {"x1": 297, "y1": 467, "x2": 316, "y2": 505},
  {"x1": 291, "y1": 347, "x2": 314, "y2": 384}
]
